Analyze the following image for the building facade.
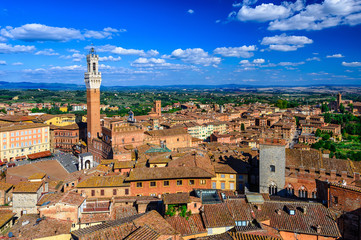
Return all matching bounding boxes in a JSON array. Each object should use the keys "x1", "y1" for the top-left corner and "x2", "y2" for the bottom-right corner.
[{"x1": 0, "y1": 123, "x2": 50, "y2": 162}]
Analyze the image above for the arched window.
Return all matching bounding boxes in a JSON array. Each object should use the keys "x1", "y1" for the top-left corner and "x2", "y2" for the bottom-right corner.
[
  {"x1": 311, "y1": 190, "x2": 317, "y2": 199},
  {"x1": 269, "y1": 185, "x2": 277, "y2": 195},
  {"x1": 298, "y1": 186, "x2": 308, "y2": 198},
  {"x1": 286, "y1": 184, "x2": 294, "y2": 196}
]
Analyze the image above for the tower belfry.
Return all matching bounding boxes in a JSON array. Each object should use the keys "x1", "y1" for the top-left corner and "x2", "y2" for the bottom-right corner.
[{"x1": 85, "y1": 47, "x2": 102, "y2": 146}]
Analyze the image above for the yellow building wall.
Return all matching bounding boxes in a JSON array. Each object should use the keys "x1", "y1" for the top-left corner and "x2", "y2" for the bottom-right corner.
[
  {"x1": 59, "y1": 107, "x2": 68, "y2": 113},
  {"x1": 45, "y1": 116, "x2": 76, "y2": 127},
  {"x1": 211, "y1": 173, "x2": 237, "y2": 191}
]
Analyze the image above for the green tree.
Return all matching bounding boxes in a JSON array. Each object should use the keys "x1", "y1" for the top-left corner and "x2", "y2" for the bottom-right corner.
[
  {"x1": 339, "y1": 103, "x2": 345, "y2": 113},
  {"x1": 315, "y1": 129, "x2": 322, "y2": 137}
]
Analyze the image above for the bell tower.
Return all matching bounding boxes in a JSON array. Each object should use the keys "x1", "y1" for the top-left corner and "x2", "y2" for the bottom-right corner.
[{"x1": 85, "y1": 47, "x2": 102, "y2": 146}]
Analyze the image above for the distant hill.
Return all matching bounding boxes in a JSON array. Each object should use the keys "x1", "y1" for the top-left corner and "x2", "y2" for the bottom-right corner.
[
  {"x1": 0, "y1": 81, "x2": 85, "y2": 90},
  {"x1": 0, "y1": 81, "x2": 360, "y2": 91}
]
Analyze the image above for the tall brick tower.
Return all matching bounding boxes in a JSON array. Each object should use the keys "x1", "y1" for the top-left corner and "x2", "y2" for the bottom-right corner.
[
  {"x1": 154, "y1": 100, "x2": 161, "y2": 116},
  {"x1": 85, "y1": 47, "x2": 102, "y2": 146},
  {"x1": 337, "y1": 92, "x2": 342, "y2": 109}
]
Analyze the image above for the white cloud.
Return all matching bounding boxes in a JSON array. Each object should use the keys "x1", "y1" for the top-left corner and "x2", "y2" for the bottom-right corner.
[
  {"x1": 103, "y1": 27, "x2": 126, "y2": 33},
  {"x1": 261, "y1": 34, "x2": 313, "y2": 45},
  {"x1": 35, "y1": 48, "x2": 59, "y2": 56},
  {"x1": 213, "y1": 45, "x2": 257, "y2": 58},
  {"x1": 96, "y1": 44, "x2": 158, "y2": 57},
  {"x1": 187, "y1": 9, "x2": 194, "y2": 14},
  {"x1": 306, "y1": 57, "x2": 321, "y2": 61},
  {"x1": 268, "y1": 0, "x2": 361, "y2": 31},
  {"x1": 12, "y1": 62, "x2": 23, "y2": 65},
  {"x1": 0, "y1": 60, "x2": 6, "y2": 65},
  {"x1": 253, "y1": 58, "x2": 265, "y2": 64},
  {"x1": 278, "y1": 61, "x2": 305, "y2": 66},
  {"x1": 98, "y1": 56, "x2": 121, "y2": 62},
  {"x1": 261, "y1": 34, "x2": 313, "y2": 51},
  {"x1": 342, "y1": 61, "x2": 361, "y2": 67},
  {"x1": 237, "y1": 3, "x2": 293, "y2": 22},
  {"x1": 1, "y1": 24, "x2": 83, "y2": 42},
  {"x1": 49, "y1": 65, "x2": 85, "y2": 71},
  {"x1": 0, "y1": 24, "x2": 126, "y2": 42},
  {"x1": 60, "y1": 53, "x2": 85, "y2": 62},
  {"x1": 83, "y1": 30, "x2": 112, "y2": 39},
  {"x1": 326, "y1": 53, "x2": 344, "y2": 58},
  {"x1": 131, "y1": 57, "x2": 194, "y2": 70},
  {"x1": 0, "y1": 43, "x2": 35, "y2": 53},
  {"x1": 169, "y1": 48, "x2": 221, "y2": 66}
]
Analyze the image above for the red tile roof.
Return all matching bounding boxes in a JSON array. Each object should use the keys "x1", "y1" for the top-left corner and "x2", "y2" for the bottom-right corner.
[
  {"x1": 166, "y1": 214, "x2": 206, "y2": 236},
  {"x1": 202, "y1": 203, "x2": 235, "y2": 228}
]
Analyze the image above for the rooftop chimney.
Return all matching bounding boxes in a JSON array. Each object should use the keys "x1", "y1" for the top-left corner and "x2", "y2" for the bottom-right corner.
[{"x1": 316, "y1": 225, "x2": 321, "y2": 234}]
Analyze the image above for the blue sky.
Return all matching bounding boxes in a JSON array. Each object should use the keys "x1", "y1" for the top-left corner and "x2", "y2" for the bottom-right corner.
[{"x1": 0, "y1": 0, "x2": 361, "y2": 86}]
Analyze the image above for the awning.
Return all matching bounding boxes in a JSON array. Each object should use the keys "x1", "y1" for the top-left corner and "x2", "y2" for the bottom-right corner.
[{"x1": 27, "y1": 150, "x2": 52, "y2": 160}]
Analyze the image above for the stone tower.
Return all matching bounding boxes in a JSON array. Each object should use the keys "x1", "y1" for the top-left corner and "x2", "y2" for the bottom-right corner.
[
  {"x1": 337, "y1": 92, "x2": 342, "y2": 108},
  {"x1": 154, "y1": 100, "x2": 161, "y2": 117},
  {"x1": 84, "y1": 47, "x2": 102, "y2": 146},
  {"x1": 259, "y1": 138, "x2": 286, "y2": 195}
]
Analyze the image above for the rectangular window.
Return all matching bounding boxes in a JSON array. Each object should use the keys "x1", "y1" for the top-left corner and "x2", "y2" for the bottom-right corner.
[
  {"x1": 136, "y1": 182, "x2": 143, "y2": 188},
  {"x1": 221, "y1": 174, "x2": 225, "y2": 178},
  {"x1": 270, "y1": 165, "x2": 276, "y2": 172},
  {"x1": 100, "y1": 190, "x2": 104, "y2": 196},
  {"x1": 200, "y1": 179, "x2": 206, "y2": 185},
  {"x1": 150, "y1": 181, "x2": 156, "y2": 187},
  {"x1": 221, "y1": 182, "x2": 225, "y2": 190},
  {"x1": 91, "y1": 190, "x2": 95, "y2": 196},
  {"x1": 113, "y1": 189, "x2": 117, "y2": 195},
  {"x1": 212, "y1": 182, "x2": 216, "y2": 189},
  {"x1": 177, "y1": 180, "x2": 182, "y2": 186},
  {"x1": 238, "y1": 175, "x2": 243, "y2": 180},
  {"x1": 189, "y1": 180, "x2": 195, "y2": 185},
  {"x1": 125, "y1": 189, "x2": 129, "y2": 195},
  {"x1": 229, "y1": 175, "x2": 234, "y2": 179},
  {"x1": 230, "y1": 182, "x2": 235, "y2": 190},
  {"x1": 163, "y1": 181, "x2": 169, "y2": 186}
]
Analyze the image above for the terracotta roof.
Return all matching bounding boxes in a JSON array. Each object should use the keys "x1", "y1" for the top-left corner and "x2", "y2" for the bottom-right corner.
[
  {"x1": 202, "y1": 203, "x2": 235, "y2": 228},
  {"x1": 162, "y1": 192, "x2": 191, "y2": 205},
  {"x1": 77, "y1": 175, "x2": 130, "y2": 188},
  {"x1": 81, "y1": 212, "x2": 112, "y2": 224},
  {"x1": 167, "y1": 152, "x2": 215, "y2": 175},
  {"x1": 250, "y1": 201, "x2": 341, "y2": 238},
  {"x1": 13, "y1": 181, "x2": 42, "y2": 193},
  {"x1": 0, "y1": 122, "x2": 47, "y2": 132},
  {"x1": 0, "y1": 212, "x2": 15, "y2": 227},
  {"x1": 38, "y1": 192, "x2": 85, "y2": 207},
  {"x1": 112, "y1": 206, "x2": 138, "y2": 220},
  {"x1": 0, "y1": 182, "x2": 13, "y2": 191},
  {"x1": 166, "y1": 214, "x2": 206, "y2": 236},
  {"x1": 27, "y1": 172, "x2": 46, "y2": 180},
  {"x1": 329, "y1": 182, "x2": 361, "y2": 193},
  {"x1": 114, "y1": 161, "x2": 135, "y2": 169},
  {"x1": 124, "y1": 225, "x2": 160, "y2": 240},
  {"x1": 72, "y1": 211, "x2": 180, "y2": 240},
  {"x1": 198, "y1": 232, "x2": 282, "y2": 240},
  {"x1": 9, "y1": 214, "x2": 72, "y2": 239},
  {"x1": 27, "y1": 150, "x2": 52, "y2": 160},
  {"x1": 145, "y1": 127, "x2": 188, "y2": 137},
  {"x1": 226, "y1": 199, "x2": 253, "y2": 221},
  {"x1": 286, "y1": 148, "x2": 361, "y2": 176},
  {"x1": 127, "y1": 166, "x2": 215, "y2": 181}
]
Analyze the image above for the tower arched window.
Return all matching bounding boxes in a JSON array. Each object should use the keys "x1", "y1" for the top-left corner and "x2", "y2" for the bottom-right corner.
[
  {"x1": 269, "y1": 185, "x2": 277, "y2": 195},
  {"x1": 298, "y1": 186, "x2": 308, "y2": 198},
  {"x1": 93, "y1": 63, "x2": 96, "y2": 72},
  {"x1": 286, "y1": 184, "x2": 294, "y2": 196}
]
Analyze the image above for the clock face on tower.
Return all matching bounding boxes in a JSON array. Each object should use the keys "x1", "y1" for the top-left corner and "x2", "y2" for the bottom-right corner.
[{"x1": 88, "y1": 132, "x2": 91, "y2": 138}]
